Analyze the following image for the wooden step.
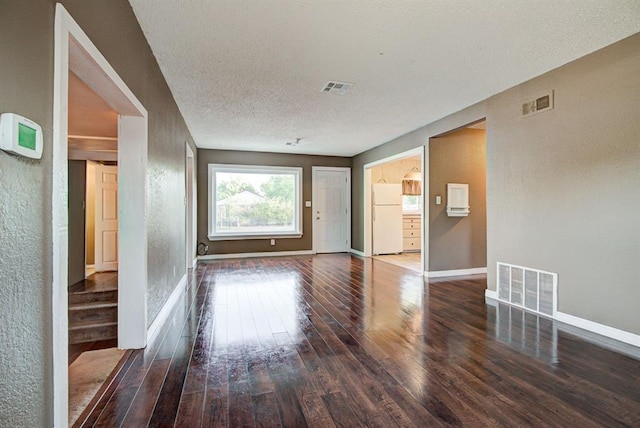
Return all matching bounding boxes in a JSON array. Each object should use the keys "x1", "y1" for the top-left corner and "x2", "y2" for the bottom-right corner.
[
  {"x1": 69, "y1": 302, "x2": 117, "y2": 326},
  {"x1": 69, "y1": 322, "x2": 117, "y2": 345},
  {"x1": 69, "y1": 289, "x2": 117, "y2": 305}
]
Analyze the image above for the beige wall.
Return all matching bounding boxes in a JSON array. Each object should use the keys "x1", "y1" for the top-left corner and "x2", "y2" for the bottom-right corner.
[
  {"x1": 0, "y1": 1, "x2": 196, "y2": 425},
  {"x1": 371, "y1": 156, "x2": 421, "y2": 184},
  {"x1": 429, "y1": 128, "x2": 486, "y2": 271},
  {"x1": 198, "y1": 149, "x2": 351, "y2": 255}
]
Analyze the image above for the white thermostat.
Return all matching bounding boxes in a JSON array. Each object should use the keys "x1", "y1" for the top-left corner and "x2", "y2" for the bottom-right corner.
[{"x1": 0, "y1": 113, "x2": 43, "y2": 159}]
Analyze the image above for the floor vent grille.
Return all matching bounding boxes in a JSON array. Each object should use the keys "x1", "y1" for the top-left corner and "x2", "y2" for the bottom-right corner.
[{"x1": 497, "y1": 262, "x2": 557, "y2": 317}]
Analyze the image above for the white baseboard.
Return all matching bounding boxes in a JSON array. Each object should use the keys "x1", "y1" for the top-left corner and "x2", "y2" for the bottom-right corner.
[
  {"x1": 198, "y1": 250, "x2": 314, "y2": 261},
  {"x1": 485, "y1": 289, "x2": 498, "y2": 300},
  {"x1": 146, "y1": 273, "x2": 187, "y2": 345},
  {"x1": 555, "y1": 311, "x2": 640, "y2": 348},
  {"x1": 349, "y1": 248, "x2": 366, "y2": 257},
  {"x1": 427, "y1": 267, "x2": 487, "y2": 278}
]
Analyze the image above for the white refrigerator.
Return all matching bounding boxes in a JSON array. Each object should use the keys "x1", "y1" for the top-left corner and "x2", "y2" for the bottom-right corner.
[{"x1": 372, "y1": 183, "x2": 403, "y2": 255}]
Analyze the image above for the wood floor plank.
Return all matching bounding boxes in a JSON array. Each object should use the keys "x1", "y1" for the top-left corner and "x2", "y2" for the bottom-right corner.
[{"x1": 80, "y1": 255, "x2": 640, "y2": 427}]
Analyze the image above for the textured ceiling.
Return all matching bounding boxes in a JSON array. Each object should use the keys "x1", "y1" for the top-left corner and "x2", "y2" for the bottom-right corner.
[{"x1": 128, "y1": 1, "x2": 640, "y2": 156}]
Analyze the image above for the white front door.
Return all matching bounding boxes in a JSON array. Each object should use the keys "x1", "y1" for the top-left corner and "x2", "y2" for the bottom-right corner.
[
  {"x1": 95, "y1": 164, "x2": 118, "y2": 271},
  {"x1": 313, "y1": 167, "x2": 350, "y2": 253}
]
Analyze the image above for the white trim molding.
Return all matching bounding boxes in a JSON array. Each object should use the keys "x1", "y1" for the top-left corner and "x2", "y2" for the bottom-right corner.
[
  {"x1": 147, "y1": 274, "x2": 188, "y2": 346},
  {"x1": 555, "y1": 311, "x2": 640, "y2": 348},
  {"x1": 198, "y1": 250, "x2": 314, "y2": 260},
  {"x1": 350, "y1": 248, "x2": 366, "y2": 257},
  {"x1": 53, "y1": 5, "x2": 148, "y2": 426},
  {"x1": 485, "y1": 289, "x2": 499, "y2": 300},
  {"x1": 427, "y1": 267, "x2": 487, "y2": 278},
  {"x1": 208, "y1": 164, "x2": 303, "y2": 240}
]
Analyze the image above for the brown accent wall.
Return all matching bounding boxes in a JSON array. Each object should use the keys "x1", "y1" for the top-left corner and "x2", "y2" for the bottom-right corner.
[
  {"x1": 429, "y1": 128, "x2": 486, "y2": 271},
  {"x1": 197, "y1": 149, "x2": 351, "y2": 254}
]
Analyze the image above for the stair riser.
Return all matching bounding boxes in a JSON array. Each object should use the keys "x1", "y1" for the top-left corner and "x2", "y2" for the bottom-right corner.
[
  {"x1": 69, "y1": 307, "x2": 117, "y2": 326},
  {"x1": 69, "y1": 325, "x2": 117, "y2": 345},
  {"x1": 68, "y1": 290, "x2": 117, "y2": 305}
]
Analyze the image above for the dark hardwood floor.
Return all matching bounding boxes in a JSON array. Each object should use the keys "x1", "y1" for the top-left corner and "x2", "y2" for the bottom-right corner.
[{"x1": 81, "y1": 255, "x2": 640, "y2": 427}]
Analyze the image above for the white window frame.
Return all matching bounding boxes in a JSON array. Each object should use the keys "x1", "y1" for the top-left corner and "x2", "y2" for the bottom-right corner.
[{"x1": 208, "y1": 164, "x2": 303, "y2": 240}]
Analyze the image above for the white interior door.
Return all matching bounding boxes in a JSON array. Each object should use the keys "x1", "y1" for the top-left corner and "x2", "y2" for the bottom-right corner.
[
  {"x1": 313, "y1": 167, "x2": 350, "y2": 253},
  {"x1": 95, "y1": 164, "x2": 118, "y2": 271}
]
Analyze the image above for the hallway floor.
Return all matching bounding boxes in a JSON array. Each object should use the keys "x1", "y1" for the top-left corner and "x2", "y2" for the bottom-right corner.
[
  {"x1": 373, "y1": 252, "x2": 422, "y2": 273},
  {"x1": 81, "y1": 255, "x2": 640, "y2": 427}
]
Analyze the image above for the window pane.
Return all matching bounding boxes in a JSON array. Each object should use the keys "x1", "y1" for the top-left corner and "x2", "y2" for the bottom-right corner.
[
  {"x1": 215, "y1": 171, "x2": 296, "y2": 235},
  {"x1": 402, "y1": 195, "x2": 422, "y2": 212}
]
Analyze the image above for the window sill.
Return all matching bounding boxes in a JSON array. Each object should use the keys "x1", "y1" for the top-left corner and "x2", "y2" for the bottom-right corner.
[{"x1": 208, "y1": 233, "x2": 303, "y2": 241}]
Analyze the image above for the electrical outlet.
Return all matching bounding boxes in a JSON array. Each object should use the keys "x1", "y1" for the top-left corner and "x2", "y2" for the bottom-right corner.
[{"x1": 270, "y1": 239, "x2": 276, "y2": 246}]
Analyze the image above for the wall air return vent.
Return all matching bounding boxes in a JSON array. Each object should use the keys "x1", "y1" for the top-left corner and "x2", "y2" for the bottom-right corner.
[
  {"x1": 522, "y1": 90, "x2": 554, "y2": 117},
  {"x1": 321, "y1": 81, "x2": 354, "y2": 95},
  {"x1": 497, "y1": 262, "x2": 557, "y2": 318}
]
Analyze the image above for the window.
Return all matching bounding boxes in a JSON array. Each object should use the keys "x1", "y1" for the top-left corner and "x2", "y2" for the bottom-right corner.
[
  {"x1": 402, "y1": 195, "x2": 422, "y2": 213},
  {"x1": 208, "y1": 164, "x2": 302, "y2": 240}
]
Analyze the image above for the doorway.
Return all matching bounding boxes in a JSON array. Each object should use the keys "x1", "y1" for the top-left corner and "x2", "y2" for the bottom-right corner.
[
  {"x1": 312, "y1": 166, "x2": 351, "y2": 253},
  {"x1": 363, "y1": 147, "x2": 425, "y2": 274},
  {"x1": 186, "y1": 143, "x2": 196, "y2": 269},
  {"x1": 53, "y1": 5, "x2": 148, "y2": 426}
]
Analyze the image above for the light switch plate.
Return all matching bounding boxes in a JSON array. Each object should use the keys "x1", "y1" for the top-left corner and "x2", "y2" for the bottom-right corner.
[
  {"x1": 436, "y1": 196, "x2": 442, "y2": 205},
  {"x1": 305, "y1": 201, "x2": 311, "y2": 207}
]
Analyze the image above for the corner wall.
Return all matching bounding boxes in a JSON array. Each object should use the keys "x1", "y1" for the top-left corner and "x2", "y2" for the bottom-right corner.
[
  {"x1": 429, "y1": 128, "x2": 486, "y2": 271},
  {"x1": 352, "y1": 32, "x2": 640, "y2": 336}
]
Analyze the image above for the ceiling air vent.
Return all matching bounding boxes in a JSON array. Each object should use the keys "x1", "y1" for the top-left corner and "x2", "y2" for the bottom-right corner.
[
  {"x1": 522, "y1": 90, "x2": 554, "y2": 117},
  {"x1": 321, "y1": 81, "x2": 354, "y2": 96}
]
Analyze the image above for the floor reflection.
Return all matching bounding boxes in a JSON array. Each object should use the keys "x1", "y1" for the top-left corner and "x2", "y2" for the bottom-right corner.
[
  {"x1": 490, "y1": 300, "x2": 559, "y2": 364},
  {"x1": 210, "y1": 272, "x2": 302, "y2": 351},
  {"x1": 85, "y1": 254, "x2": 640, "y2": 426}
]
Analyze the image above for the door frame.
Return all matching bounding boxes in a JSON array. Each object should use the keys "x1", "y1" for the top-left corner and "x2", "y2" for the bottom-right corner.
[
  {"x1": 312, "y1": 166, "x2": 351, "y2": 253},
  {"x1": 185, "y1": 143, "x2": 197, "y2": 269},
  {"x1": 363, "y1": 146, "x2": 426, "y2": 273},
  {"x1": 53, "y1": 5, "x2": 148, "y2": 426}
]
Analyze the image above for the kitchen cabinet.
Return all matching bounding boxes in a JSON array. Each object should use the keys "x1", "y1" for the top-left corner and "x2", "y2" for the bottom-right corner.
[{"x1": 402, "y1": 215, "x2": 421, "y2": 252}]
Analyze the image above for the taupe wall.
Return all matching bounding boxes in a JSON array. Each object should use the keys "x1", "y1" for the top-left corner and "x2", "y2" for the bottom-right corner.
[
  {"x1": 486, "y1": 34, "x2": 640, "y2": 334},
  {"x1": 0, "y1": 1, "x2": 54, "y2": 425},
  {"x1": 353, "y1": 33, "x2": 640, "y2": 336},
  {"x1": 0, "y1": 1, "x2": 196, "y2": 425},
  {"x1": 197, "y1": 149, "x2": 351, "y2": 254},
  {"x1": 68, "y1": 160, "x2": 86, "y2": 286},
  {"x1": 429, "y1": 128, "x2": 486, "y2": 271}
]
